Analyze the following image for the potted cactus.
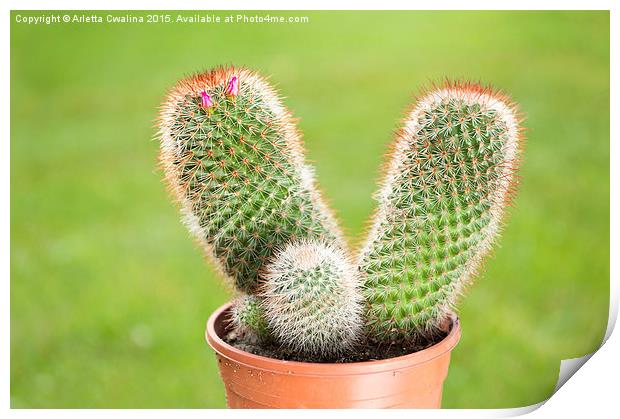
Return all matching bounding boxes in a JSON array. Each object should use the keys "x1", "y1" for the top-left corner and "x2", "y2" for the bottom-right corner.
[{"x1": 157, "y1": 66, "x2": 523, "y2": 408}]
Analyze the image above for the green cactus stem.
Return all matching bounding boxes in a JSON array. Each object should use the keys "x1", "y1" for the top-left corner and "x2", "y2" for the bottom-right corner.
[
  {"x1": 359, "y1": 82, "x2": 523, "y2": 343},
  {"x1": 158, "y1": 67, "x2": 343, "y2": 293}
]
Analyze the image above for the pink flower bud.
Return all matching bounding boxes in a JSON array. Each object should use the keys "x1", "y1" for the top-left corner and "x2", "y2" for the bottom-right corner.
[
  {"x1": 226, "y1": 76, "x2": 239, "y2": 97},
  {"x1": 201, "y1": 90, "x2": 214, "y2": 109}
]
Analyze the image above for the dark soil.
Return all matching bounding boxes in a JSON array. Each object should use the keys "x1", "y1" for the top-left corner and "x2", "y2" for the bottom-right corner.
[{"x1": 223, "y1": 327, "x2": 449, "y2": 363}]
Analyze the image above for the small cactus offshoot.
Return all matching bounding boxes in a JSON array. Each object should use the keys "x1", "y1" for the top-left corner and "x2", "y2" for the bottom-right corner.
[
  {"x1": 229, "y1": 294, "x2": 270, "y2": 343},
  {"x1": 158, "y1": 67, "x2": 523, "y2": 359},
  {"x1": 261, "y1": 240, "x2": 363, "y2": 357}
]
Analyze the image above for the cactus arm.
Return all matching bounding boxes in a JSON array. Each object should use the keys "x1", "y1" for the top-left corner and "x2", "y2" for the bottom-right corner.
[
  {"x1": 158, "y1": 67, "x2": 344, "y2": 293},
  {"x1": 359, "y1": 82, "x2": 523, "y2": 342}
]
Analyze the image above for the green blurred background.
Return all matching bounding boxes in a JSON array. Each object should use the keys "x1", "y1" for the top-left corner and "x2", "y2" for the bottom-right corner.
[{"x1": 10, "y1": 10, "x2": 609, "y2": 408}]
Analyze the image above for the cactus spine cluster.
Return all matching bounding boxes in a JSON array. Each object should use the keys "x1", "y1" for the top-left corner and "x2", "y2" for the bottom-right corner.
[
  {"x1": 159, "y1": 67, "x2": 522, "y2": 359},
  {"x1": 261, "y1": 240, "x2": 362, "y2": 357},
  {"x1": 359, "y1": 83, "x2": 521, "y2": 341}
]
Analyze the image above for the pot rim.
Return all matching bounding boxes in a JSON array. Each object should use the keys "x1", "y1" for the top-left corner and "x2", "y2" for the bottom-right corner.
[{"x1": 206, "y1": 302, "x2": 461, "y2": 376}]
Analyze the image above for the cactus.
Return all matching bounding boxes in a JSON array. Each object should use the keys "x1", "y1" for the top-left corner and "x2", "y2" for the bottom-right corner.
[
  {"x1": 260, "y1": 239, "x2": 363, "y2": 358},
  {"x1": 158, "y1": 66, "x2": 343, "y2": 293},
  {"x1": 229, "y1": 294, "x2": 270, "y2": 343},
  {"x1": 159, "y1": 67, "x2": 524, "y2": 359},
  {"x1": 359, "y1": 82, "x2": 522, "y2": 342}
]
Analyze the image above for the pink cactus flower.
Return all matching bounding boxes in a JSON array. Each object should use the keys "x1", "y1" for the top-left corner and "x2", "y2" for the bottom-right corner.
[
  {"x1": 201, "y1": 90, "x2": 214, "y2": 109},
  {"x1": 226, "y1": 76, "x2": 239, "y2": 97}
]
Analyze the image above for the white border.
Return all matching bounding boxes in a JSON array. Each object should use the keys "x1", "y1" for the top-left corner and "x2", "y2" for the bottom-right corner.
[
  {"x1": 3, "y1": 2, "x2": 616, "y2": 418},
  {"x1": 0, "y1": 1, "x2": 616, "y2": 10}
]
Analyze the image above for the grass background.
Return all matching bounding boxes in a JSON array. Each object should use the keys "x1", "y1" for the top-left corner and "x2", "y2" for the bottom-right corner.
[{"x1": 10, "y1": 10, "x2": 609, "y2": 408}]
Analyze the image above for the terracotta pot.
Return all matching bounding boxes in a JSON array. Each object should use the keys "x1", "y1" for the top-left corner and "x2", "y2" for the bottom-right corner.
[{"x1": 205, "y1": 302, "x2": 461, "y2": 408}]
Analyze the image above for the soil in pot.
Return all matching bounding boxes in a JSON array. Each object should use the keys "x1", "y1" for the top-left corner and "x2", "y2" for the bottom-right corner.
[{"x1": 223, "y1": 315, "x2": 449, "y2": 363}]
